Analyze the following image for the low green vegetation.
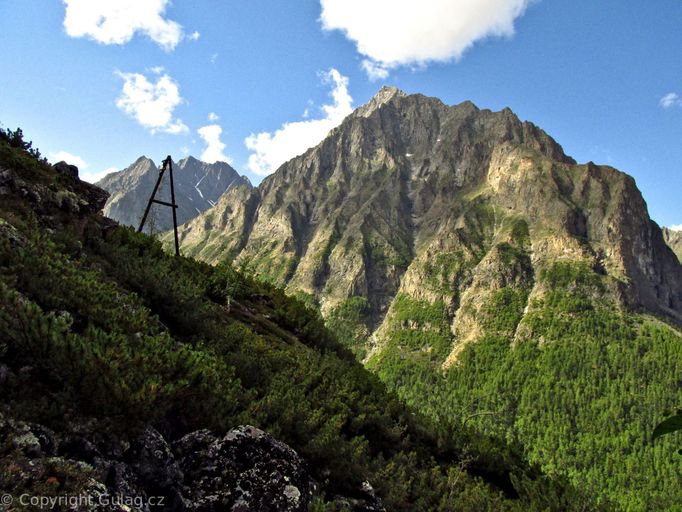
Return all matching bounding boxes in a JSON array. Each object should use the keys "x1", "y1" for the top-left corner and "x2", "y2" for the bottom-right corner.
[
  {"x1": 422, "y1": 251, "x2": 467, "y2": 294},
  {"x1": 383, "y1": 294, "x2": 452, "y2": 359},
  {"x1": 240, "y1": 249, "x2": 298, "y2": 285}
]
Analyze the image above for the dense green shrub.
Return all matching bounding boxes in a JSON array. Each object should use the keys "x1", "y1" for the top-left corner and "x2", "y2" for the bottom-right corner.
[{"x1": 326, "y1": 297, "x2": 372, "y2": 358}]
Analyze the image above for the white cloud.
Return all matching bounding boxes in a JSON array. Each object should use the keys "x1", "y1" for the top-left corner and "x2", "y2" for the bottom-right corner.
[
  {"x1": 188, "y1": 30, "x2": 201, "y2": 41},
  {"x1": 320, "y1": 0, "x2": 533, "y2": 78},
  {"x1": 208, "y1": 112, "x2": 220, "y2": 122},
  {"x1": 669, "y1": 224, "x2": 682, "y2": 232},
  {"x1": 84, "y1": 166, "x2": 119, "y2": 183},
  {"x1": 63, "y1": 0, "x2": 184, "y2": 51},
  {"x1": 302, "y1": 100, "x2": 315, "y2": 119},
  {"x1": 198, "y1": 124, "x2": 232, "y2": 164},
  {"x1": 50, "y1": 150, "x2": 88, "y2": 170},
  {"x1": 660, "y1": 92, "x2": 682, "y2": 109},
  {"x1": 361, "y1": 59, "x2": 390, "y2": 81},
  {"x1": 245, "y1": 68, "x2": 353, "y2": 176},
  {"x1": 116, "y1": 71, "x2": 188, "y2": 135}
]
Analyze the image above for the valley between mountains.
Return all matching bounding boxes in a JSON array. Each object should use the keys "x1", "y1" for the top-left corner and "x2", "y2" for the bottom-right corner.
[{"x1": 93, "y1": 87, "x2": 682, "y2": 509}]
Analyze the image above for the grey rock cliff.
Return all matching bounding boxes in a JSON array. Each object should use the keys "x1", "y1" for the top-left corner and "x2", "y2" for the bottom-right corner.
[{"x1": 97, "y1": 156, "x2": 250, "y2": 233}]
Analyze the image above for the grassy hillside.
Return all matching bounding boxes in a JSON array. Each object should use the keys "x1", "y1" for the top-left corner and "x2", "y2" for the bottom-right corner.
[{"x1": 0, "y1": 127, "x2": 597, "y2": 510}]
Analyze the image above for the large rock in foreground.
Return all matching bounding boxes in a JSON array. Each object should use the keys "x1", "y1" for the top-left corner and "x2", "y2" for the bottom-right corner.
[{"x1": 0, "y1": 413, "x2": 384, "y2": 511}]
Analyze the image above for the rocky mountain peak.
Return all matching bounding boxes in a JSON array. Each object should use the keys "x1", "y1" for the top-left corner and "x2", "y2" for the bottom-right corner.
[
  {"x1": 178, "y1": 154, "x2": 200, "y2": 166},
  {"x1": 354, "y1": 85, "x2": 408, "y2": 118},
  {"x1": 98, "y1": 155, "x2": 249, "y2": 233},
  {"x1": 173, "y1": 87, "x2": 682, "y2": 348},
  {"x1": 132, "y1": 155, "x2": 155, "y2": 168}
]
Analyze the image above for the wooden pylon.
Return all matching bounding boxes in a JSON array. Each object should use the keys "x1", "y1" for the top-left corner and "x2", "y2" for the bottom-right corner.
[{"x1": 137, "y1": 155, "x2": 180, "y2": 256}]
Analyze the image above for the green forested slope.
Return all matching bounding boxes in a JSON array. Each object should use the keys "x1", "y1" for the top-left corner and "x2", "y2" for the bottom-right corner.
[
  {"x1": 0, "y1": 128, "x2": 596, "y2": 510},
  {"x1": 367, "y1": 261, "x2": 682, "y2": 510}
]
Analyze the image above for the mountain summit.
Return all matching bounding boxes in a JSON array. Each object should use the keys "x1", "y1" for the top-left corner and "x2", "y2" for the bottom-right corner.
[{"x1": 174, "y1": 89, "x2": 682, "y2": 352}]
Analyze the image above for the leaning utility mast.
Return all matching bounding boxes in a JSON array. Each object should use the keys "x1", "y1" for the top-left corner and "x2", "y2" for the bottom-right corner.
[{"x1": 137, "y1": 155, "x2": 180, "y2": 256}]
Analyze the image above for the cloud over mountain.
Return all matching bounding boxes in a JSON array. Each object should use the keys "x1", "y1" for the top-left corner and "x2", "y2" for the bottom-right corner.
[
  {"x1": 244, "y1": 69, "x2": 353, "y2": 176},
  {"x1": 320, "y1": 0, "x2": 532, "y2": 78},
  {"x1": 198, "y1": 124, "x2": 232, "y2": 164},
  {"x1": 116, "y1": 71, "x2": 188, "y2": 135}
]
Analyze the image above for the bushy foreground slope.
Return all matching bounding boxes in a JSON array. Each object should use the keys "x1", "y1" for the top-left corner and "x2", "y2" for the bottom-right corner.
[{"x1": 0, "y1": 128, "x2": 596, "y2": 510}]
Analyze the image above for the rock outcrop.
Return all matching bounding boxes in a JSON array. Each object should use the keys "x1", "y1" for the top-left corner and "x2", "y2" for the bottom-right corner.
[
  {"x1": 0, "y1": 161, "x2": 109, "y2": 225},
  {"x1": 0, "y1": 412, "x2": 383, "y2": 511}
]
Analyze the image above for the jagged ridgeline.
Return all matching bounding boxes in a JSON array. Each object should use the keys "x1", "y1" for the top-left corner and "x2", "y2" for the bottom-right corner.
[
  {"x1": 97, "y1": 156, "x2": 250, "y2": 234},
  {"x1": 169, "y1": 88, "x2": 682, "y2": 509},
  {"x1": 0, "y1": 129, "x2": 601, "y2": 511}
]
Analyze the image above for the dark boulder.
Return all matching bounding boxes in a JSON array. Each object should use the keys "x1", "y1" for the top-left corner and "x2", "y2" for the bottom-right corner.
[
  {"x1": 0, "y1": 415, "x2": 384, "y2": 511},
  {"x1": 173, "y1": 425, "x2": 318, "y2": 512},
  {"x1": 54, "y1": 161, "x2": 79, "y2": 179}
]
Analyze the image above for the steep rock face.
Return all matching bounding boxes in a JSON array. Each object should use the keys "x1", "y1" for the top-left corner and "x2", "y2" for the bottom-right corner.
[
  {"x1": 176, "y1": 183, "x2": 261, "y2": 263},
  {"x1": 173, "y1": 87, "x2": 682, "y2": 361},
  {"x1": 663, "y1": 227, "x2": 682, "y2": 262},
  {"x1": 98, "y1": 156, "x2": 249, "y2": 233}
]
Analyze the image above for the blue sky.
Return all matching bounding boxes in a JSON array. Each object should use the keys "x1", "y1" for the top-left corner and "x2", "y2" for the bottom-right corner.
[{"x1": 0, "y1": 1, "x2": 680, "y2": 228}]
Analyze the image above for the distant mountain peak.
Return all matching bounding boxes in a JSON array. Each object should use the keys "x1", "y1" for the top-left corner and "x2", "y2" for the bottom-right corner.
[
  {"x1": 177, "y1": 156, "x2": 236, "y2": 171},
  {"x1": 131, "y1": 155, "x2": 155, "y2": 166},
  {"x1": 97, "y1": 155, "x2": 248, "y2": 233}
]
